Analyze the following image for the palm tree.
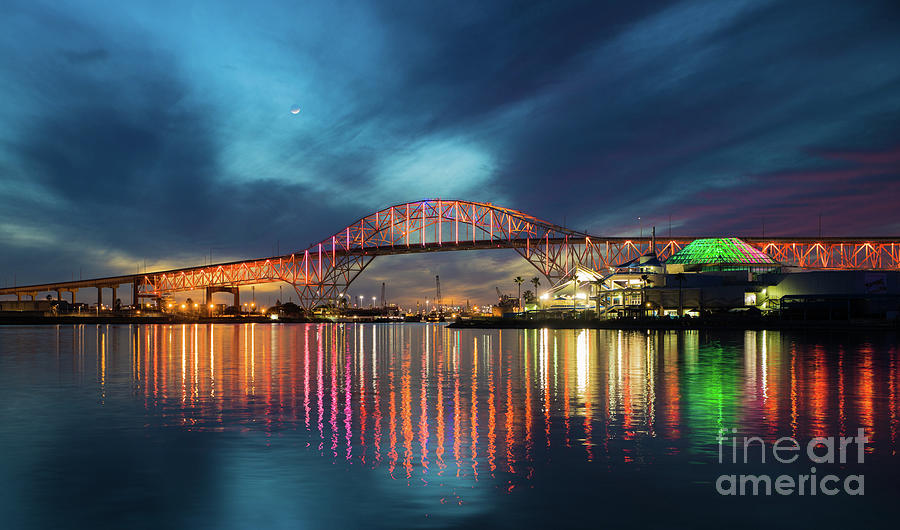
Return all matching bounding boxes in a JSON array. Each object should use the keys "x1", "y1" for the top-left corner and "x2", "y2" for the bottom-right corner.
[
  {"x1": 531, "y1": 276, "x2": 541, "y2": 294},
  {"x1": 513, "y1": 276, "x2": 525, "y2": 310}
]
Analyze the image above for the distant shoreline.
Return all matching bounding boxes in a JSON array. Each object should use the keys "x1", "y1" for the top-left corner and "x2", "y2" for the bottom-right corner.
[
  {"x1": 447, "y1": 317, "x2": 900, "y2": 332},
  {"x1": 0, "y1": 314, "x2": 897, "y2": 332},
  {"x1": 0, "y1": 315, "x2": 322, "y2": 326}
]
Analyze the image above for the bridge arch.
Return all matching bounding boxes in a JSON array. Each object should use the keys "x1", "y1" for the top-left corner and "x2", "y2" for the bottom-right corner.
[{"x1": 140, "y1": 199, "x2": 592, "y2": 308}]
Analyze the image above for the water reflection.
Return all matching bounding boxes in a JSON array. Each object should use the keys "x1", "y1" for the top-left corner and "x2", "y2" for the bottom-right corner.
[{"x1": 43, "y1": 323, "x2": 895, "y2": 484}]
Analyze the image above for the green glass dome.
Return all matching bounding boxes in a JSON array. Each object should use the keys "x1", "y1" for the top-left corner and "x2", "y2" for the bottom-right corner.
[{"x1": 666, "y1": 238, "x2": 777, "y2": 266}]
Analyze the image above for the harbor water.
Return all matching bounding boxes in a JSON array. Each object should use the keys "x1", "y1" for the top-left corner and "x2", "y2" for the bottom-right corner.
[{"x1": 0, "y1": 324, "x2": 898, "y2": 528}]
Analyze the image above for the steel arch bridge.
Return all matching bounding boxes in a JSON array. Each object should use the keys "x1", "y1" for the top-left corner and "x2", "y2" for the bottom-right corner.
[
  {"x1": 148, "y1": 199, "x2": 594, "y2": 308},
  {"x1": 1, "y1": 199, "x2": 899, "y2": 309}
]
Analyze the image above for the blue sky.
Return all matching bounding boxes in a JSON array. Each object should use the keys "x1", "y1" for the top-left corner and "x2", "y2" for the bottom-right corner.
[{"x1": 1, "y1": 0, "x2": 899, "y2": 305}]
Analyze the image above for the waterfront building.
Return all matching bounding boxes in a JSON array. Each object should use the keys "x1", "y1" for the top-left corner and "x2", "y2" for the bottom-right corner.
[{"x1": 589, "y1": 237, "x2": 900, "y2": 320}]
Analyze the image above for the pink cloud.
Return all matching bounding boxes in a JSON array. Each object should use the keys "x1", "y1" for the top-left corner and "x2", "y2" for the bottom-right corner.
[{"x1": 620, "y1": 145, "x2": 899, "y2": 237}]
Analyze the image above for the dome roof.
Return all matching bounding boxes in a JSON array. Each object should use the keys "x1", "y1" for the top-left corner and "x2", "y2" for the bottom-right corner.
[{"x1": 666, "y1": 238, "x2": 777, "y2": 266}]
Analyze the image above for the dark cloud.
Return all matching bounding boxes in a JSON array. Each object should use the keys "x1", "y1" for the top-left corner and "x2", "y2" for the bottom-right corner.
[
  {"x1": 368, "y1": 1, "x2": 672, "y2": 128},
  {"x1": 493, "y1": 0, "x2": 900, "y2": 227},
  {"x1": 656, "y1": 146, "x2": 900, "y2": 237},
  {"x1": 1, "y1": 29, "x2": 360, "y2": 283}
]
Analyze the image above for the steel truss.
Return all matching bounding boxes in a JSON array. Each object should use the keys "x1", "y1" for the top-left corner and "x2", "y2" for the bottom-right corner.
[
  {"x1": 136, "y1": 200, "x2": 590, "y2": 308},
  {"x1": 2, "y1": 199, "x2": 897, "y2": 309}
]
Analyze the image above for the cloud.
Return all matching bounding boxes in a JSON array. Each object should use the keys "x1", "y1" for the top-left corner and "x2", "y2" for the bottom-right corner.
[
  {"x1": 348, "y1": 250, "x2": 543, "y2": 308},
  {"x1": 631, "y1": 145, "x2": 900, "y2": 237},
  {"x1": 371, "y1": 136, "x2": 498, "y2": 204}
]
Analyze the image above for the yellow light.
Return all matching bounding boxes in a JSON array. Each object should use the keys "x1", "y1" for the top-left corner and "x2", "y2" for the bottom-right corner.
[
  {"x1": 168, "y1": 303, "x2": 173, "y2": 308},
  {"x1": 540, "y1": 293, "x2": 549, "y2": 300},
  {"x1": 250, "y1": 302, "x2": 255, "y2": 307},
  {"x1": 193, "y1": 303, "x2": 198, "y2": 308},
  {"x1": 209, "y1": 304, "x2": 214, "y2": 309},
  {"x1": 181, "y1": 304, "x2": 186, "y2": 309}
]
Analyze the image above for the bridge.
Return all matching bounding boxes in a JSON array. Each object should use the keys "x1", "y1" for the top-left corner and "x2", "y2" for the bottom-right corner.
[{"x1": 1, "y1": 199, "x2": 899, "y2": 309}]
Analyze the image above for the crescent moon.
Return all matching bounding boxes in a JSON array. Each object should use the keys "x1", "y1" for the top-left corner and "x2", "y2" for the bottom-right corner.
[{"x1": 290, "y1": 106, "x2": 301, "y2": 115}]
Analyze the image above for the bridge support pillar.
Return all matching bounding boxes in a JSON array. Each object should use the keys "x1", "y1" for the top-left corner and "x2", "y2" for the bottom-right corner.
[
  {"x1": 203, "y1": 287, "x2": 216, "y2": 316},
  {"x1": 204, "y1": 286, "x2": 240, "y2": 313},
  {"x1": 97, "y1": 286, "x2": 102, "y2": 312},
  {"x1": 132, "y1": 281, "x2": 139, "y2": 310},
  {"x1": 16, "y1": 293, "x2": 21, "y2": 301}
]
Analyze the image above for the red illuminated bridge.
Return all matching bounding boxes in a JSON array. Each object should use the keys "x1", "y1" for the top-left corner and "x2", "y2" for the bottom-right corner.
[{"x1": 1, "y1": 199, "x2": 898, "y2": 308}]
